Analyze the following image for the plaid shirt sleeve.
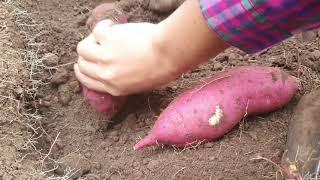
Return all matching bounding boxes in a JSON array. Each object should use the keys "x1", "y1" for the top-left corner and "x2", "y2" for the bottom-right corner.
[{"x1": 200, "y1": 0, "x2": 320, "y2": 54}]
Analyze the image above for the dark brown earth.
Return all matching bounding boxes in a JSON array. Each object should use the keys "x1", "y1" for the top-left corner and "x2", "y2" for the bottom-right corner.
[{"x1": 1, "y1": 0, "x2": 320, "y2": 179}]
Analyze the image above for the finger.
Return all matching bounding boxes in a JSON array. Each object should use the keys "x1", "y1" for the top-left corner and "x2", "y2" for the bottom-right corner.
[
  {"x1": 78, "y1": 56, "x2": 117, "y2": 84},
  {"x1": 74, "y1": 64, "x2": 121, "y2": 96},
  {"x1": 77, "y1": 56, "x2": 103, "y2": 81},
  {"x1": 77, "y1": 34, "x2": 105, "y2": 63},
  {"x1": 92, "y1": 19, "x2": 114, "y2": 43}
]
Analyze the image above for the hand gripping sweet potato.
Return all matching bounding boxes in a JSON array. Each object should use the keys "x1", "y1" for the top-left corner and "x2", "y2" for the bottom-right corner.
[
  {"x1": 81, "y1": 3, "x2": 128, "y2": 117},
  {"x1": 281, "y1": 89, "x2": 320, "y2": 180},
  {"x1": 134, "y1": 66, "x2": 299, "y2": 150}
]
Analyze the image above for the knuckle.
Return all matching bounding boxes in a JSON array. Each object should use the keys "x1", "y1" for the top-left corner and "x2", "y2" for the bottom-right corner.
[
  {"x1": 98, "y1": 68, "x2": 117, "y2": 81},
  {"x1": 93, "y1": 20, "x2": 113, "y2": 39},
  {"x1": 76, "y1": 41, "x2": 85, "y2": 54},
  {"x1": 92, "y1": 23, "x2": 102, "y2": 35},
  {"x1": 93, "y1": 21, "x2": 108, "y2": 35}
]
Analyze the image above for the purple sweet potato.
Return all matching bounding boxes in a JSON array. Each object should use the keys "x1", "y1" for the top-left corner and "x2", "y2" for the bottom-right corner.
[
  {"x1": 81, "y1": 3, "x2": 128, "y2": 117},
  {"x1": 134, "y1": 66, "x2": 299, "y2": 150},
  {"x1": 86, "y1": 2, "x2": 127, "y2": 31},
  {"x1": 82, "y1": 86, "x2": 126, "y2": 117}
]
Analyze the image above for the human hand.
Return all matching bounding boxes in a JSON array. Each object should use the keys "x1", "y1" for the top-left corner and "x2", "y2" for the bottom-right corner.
[{"x1": 74, "y1": 20, "x2": 179, "y2": 96}]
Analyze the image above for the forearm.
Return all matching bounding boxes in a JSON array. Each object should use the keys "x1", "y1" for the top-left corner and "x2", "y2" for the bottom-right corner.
[{"x1": 153, "y1": 0, "x2": 229, "y2": 76}]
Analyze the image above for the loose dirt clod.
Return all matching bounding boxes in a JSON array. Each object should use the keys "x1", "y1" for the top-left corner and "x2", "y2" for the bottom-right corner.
[
  {"x1": 68, "y1": 80, "x2": 81, "y2": 93},
  {"x1": 51, "y1": 69, "x2": 69, "y2": 85},
  {"x1": 213, "y1": 62, "x2": 223, "y2": 70},
  {"x1": 41, "y1": 53, "x2": 59, "y2": 67},
  {"x1": 58, "y1": 84, "x2": 72, "y2": 105},
  {"x1": 312, "y1": 50, "x2": 320, "y2": 60}
]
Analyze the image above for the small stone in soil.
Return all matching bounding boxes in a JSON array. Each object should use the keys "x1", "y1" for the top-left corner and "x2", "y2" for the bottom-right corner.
[
  {"x1": 51, "y1": 68, "x2": 69, "y2": 85},
  {"x1": 41, "y1": 53, "x2": 59, "y2": 67}
]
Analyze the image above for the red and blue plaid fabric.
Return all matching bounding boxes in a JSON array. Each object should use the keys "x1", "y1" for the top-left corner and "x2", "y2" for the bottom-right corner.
[{"x1": 200, "y1": 0, "x2": 320, "y2": 53}]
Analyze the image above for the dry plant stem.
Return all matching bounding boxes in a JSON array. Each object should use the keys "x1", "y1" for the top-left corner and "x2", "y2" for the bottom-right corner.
[
  {"x1": 171, "y1": 167, "x2": 186, "y2": 179},
  {"x1": 41, "y1": 132, "x2": 60, "y2": 168},
  {"x1": 250, "y1": 155, "x2": 285, "y2": 177}
]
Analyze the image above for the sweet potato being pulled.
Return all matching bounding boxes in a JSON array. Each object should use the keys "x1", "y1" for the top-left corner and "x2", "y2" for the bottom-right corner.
[
  {"x1": 135, "y1": 66, "x2": 299, "y2": 150},
  {"x1": 81, "y1": 2, "x2": 128, "y2": 117}
]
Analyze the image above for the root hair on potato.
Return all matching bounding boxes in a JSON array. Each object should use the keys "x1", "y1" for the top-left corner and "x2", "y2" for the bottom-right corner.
[
  {"x1": 250, "y1": 155, "x2": 285, "y2": 178},
  {"x1": 173, "y1": 139, "x2": 206, "y2": 154},
  {"x1": 189, "y1": 75, "x2": 231, "y2": 99},
  {"x1": 238, "y1": 100, "x2": 250, "y2": 140}
]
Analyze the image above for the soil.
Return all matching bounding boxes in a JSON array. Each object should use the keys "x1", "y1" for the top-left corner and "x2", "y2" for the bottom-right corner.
[{"x1": 1, "y1": 0, "x2": 320, "y2": 179}]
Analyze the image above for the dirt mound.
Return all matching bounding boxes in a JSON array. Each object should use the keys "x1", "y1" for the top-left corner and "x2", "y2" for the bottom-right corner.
[{"x1": 1, "y1": 0, "x2": 320, "y2": 179}]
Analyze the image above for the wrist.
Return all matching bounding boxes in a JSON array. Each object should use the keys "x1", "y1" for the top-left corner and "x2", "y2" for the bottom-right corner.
[{"x1": 151, "y1": 23, "x2": 185, "y2": 80}]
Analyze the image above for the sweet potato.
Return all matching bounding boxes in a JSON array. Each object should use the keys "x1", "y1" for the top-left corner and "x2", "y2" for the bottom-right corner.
[
  {"x1": 82, "y1": 86, "x2": 127, "y2": 117},
  {"x1": 134, "y1": 66, "x2": 299, "y2": 150},
  {"x1": 81, "y1": 3, "x2": 128, "y2": 117},
  {"x1": 86, "y1": 2, "x2": 127, "y2": 31},
  {"x1": 281, "y1": 89, "x2": 320, "y2": 179}
]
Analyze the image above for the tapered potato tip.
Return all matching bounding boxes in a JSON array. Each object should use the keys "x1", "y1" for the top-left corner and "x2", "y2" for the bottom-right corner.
[{"x1": 134, "y1": 134, "x2": 157, "y2": 151}]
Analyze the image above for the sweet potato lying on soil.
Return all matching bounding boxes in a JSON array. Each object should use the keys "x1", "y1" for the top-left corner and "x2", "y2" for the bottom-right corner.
[
  {"x1": 282, "y1": 89, "x2": 320, "y2": 180},
  {"x1": 81, "y1": 3, "x2": 128, "y2": 117},
  {"x1": 134, "y1": 66, "x2": 299, "y2": 150}
]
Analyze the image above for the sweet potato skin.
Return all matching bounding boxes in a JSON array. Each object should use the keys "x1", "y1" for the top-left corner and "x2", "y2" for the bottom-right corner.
[
  {"x1": 82, "y1": 86, "x2": 127, "y2": 117},
  {"x1": 281, "y1": 89, "x2": 320, "y2": 179},
  {"x1": 86, "y1": 3, "x2": 127, "y2": 31},
  {"x1": 135, "y1": 66, "x2": 299, "y2": 150}
]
